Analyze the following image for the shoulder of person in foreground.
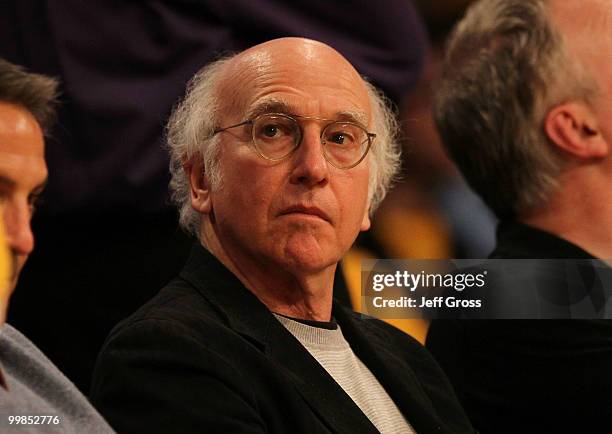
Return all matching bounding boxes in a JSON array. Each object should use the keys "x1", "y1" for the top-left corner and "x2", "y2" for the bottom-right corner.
[{"x1": 1, "y1": 324, "x2": 114, "y2": 434}]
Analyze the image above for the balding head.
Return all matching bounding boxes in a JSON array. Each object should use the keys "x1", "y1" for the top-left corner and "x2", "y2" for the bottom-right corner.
[{"x1": 215, "y1": 38, "x2": 370, "y2": 130}]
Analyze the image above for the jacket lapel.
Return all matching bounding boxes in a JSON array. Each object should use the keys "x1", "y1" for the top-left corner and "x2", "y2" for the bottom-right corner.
[
  {"x1": 335, "y1": 305, "x2": 455, "y2": 434},
  {"x1": 179, "y1": 245, "x2": 378, "y2": 434},
  {"x1": 264, "y1": 319, "x2": 380, "y2": 434}
]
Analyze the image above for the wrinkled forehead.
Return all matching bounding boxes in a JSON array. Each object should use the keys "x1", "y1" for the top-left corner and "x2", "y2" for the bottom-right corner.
[{"x1": 216, "y1": 39, "x2": 372, "y2": 125}]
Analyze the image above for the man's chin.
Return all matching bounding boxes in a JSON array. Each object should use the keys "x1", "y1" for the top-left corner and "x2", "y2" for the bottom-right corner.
[{"x1": 279, "y1": 241, "x2": 340, "y2": 274}]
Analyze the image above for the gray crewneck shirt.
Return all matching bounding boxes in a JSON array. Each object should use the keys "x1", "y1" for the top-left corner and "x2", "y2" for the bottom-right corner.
[
  {"x1": 275, "y1": 314, "x2": 415, "y2": 434},
  {"x1": 0, "y1": 324, "x2": 114, "y2": 433}
]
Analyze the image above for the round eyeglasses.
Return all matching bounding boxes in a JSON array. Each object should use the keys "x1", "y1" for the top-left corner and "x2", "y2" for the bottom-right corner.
[{"x1": 212, "y1": 113, "x2": 376, "y2": 169}]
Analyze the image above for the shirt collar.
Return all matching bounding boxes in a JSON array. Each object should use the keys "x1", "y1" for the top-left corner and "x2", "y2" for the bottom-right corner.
[{"x1": 492, "y1": 221, "x2": 597, "y2": 259}]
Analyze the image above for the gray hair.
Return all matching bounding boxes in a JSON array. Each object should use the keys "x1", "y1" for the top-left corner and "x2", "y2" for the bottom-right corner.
[
  {"x1": 0, "y1": 58, "x2": 59, "y2": 134},
  {"x1": 433, "y1": 0, "x2": 597, "y2": 218},
  {"x1": 167, "y1": 55, "x2": 401, "y2": 238}
]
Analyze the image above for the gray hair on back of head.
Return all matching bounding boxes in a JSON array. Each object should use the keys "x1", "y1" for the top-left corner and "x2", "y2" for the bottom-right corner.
[
  {"x1": 0, "y1": 58, "x2": 59, "y2": 134},
  {"x1": 167, "y1": 55, "x2": 401, "y2": 239},
  {"x1": 433, "y1": 0, "x2": 598, "y2": 218}
]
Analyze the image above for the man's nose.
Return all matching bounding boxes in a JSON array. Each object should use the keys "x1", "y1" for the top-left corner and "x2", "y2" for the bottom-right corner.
[
  {"x1": 289, "y1": 128, "x2": 329, "y2": 187},
  {"x1": 4, "y1": 202, "x2": 34, "y2": 256}
]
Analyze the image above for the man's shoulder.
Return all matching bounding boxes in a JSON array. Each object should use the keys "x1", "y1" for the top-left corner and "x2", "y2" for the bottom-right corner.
[
  {"x1": 106, "y1": 276, "x2": 229, "y2": 345},
  {"x1": 0, "y1": 324, "x2": 67, "y2": 377},
  {"x1": 0, "y1": 325, "x2": 114, "y2": 433},
  {"x1": 1, "y1": 324, "x2": 40, "y2": 353}
]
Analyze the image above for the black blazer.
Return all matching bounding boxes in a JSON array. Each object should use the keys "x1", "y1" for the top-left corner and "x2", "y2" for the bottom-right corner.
[
  {"x1": 427, "y1": 222, "x2": 612, "y2": 434},
  {"x1": 91, "y1": 245, "x2": 474, "y2": 433}
]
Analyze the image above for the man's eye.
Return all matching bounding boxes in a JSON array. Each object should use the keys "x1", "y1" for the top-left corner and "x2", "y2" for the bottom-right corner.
[
  {"x1": 258, "y1": 122, "x2": 292, "y2": 140},
  {"x1": 330, "y1": 133, "x2": 346, "y2": 144},
  {"x1": 262, "y1": 124, "x2": 280, "y2": 138},
  {"x1": 326, "y1": 130, "x2": 356, "y2": 146},
  {"x1": 28, "y1": 193, "x2": 43, "y2": 212}
]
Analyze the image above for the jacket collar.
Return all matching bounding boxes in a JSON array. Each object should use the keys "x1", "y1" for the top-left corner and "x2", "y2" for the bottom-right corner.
[
  {"x1": 493, "y1": 221, "x2": 612, "y2": 314},
  {"x1": 493, "y1": 221, "x2": 596, "y2": 259},
  {"x1": 179, "y1": 243, "x2": 275, "y2": 349}
]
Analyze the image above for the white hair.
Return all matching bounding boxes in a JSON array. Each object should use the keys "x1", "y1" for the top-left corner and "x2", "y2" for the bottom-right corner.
[{"x1": 167, "y1": 55, "x2": 401, "y2": 239}]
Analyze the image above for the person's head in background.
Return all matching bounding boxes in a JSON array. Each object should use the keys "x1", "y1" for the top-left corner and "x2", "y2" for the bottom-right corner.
[
  {"x1": 0, "y1": 58, "x2": 57, "y2": 324},
  {"x1": 434, "y1": 0, "x2": 612, "y2": 258}
]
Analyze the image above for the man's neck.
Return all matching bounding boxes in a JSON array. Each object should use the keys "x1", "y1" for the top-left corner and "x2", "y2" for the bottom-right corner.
[
  {"x1": 521, "y1": 171, "x2": 612, "y2": 259},
  {"x1": 201, "y1": 229, "x2": 336, "y2": 322}
]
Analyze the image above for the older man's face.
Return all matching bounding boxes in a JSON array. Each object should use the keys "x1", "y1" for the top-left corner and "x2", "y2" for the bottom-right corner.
[
  {"x1": 0, "y1": 102, "x2": 47, "y2": 323},
  {"x1": 207, "y1": 40, "x2": 371, "y2": 274}
]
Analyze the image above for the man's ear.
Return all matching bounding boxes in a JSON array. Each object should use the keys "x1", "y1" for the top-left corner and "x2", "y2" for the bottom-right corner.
[
  {"x1": 545, "y1": 102, "x2": 608, "y2": 159},
  {"x1": 360, "y1": 203, "x2": 371, "y2": 232},
  {"x1": 184, "y1": 158, "x2": 212, "y2": 214}
]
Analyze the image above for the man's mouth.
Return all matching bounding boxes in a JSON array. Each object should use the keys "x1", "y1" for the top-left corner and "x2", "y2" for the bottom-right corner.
[{"x1": 279, "y1": 205, "x2": 331, "y2": 223}]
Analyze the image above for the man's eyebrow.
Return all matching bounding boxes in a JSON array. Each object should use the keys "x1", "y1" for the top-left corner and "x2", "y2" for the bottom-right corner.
[
  {"x1": 0, "y1": 176, "x2": 47, "y2": 197},
  {"x1": 0, "y1": 176, "x2": 15, "y2": 190},
  {"x1": 246, "y1": 100, "x2": 369, "y2": 127},
  {"x1": 246, "y1": 99, "x2": 294, "y2": 119},
  {"x1": 335, "y1": 110, "x2": 368, "y2": 127}
]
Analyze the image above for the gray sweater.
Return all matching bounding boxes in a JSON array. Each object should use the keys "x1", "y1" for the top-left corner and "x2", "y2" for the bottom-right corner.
[
  {"x1": 275, "y1": 315, "x2": 415, "y2": 434},
  {"x1": 0, "y1": 324, "x2": 114, "y2": 433}
]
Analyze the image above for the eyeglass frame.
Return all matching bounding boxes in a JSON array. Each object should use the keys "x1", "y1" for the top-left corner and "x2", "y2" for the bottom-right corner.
[{"x1": 211, "y1": 112, "x2": 377, "y2": 169}]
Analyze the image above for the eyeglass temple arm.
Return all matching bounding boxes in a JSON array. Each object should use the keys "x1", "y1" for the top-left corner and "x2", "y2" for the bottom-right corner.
[{"x1": 213, "y1": 120, "x2": 254, "y2": 135}]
